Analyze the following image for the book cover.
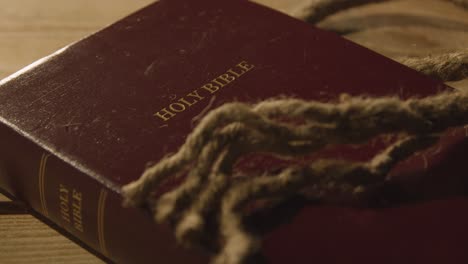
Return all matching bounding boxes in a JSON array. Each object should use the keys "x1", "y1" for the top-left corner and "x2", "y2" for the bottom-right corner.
[{"x1": 0, "y1": 0, "x2": 466, "y2": 263}]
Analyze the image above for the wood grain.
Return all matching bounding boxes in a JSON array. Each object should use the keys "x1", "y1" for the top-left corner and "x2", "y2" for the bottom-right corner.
[
  {"x1": 319, "y1": 0, "x2": 468, "y2": 90},
  {"x1": 0, "y1": 0, "x2": 467, "y2": 263},
  {"x1": 0, "y1": 215, "x2": 102, "y2": 264}
]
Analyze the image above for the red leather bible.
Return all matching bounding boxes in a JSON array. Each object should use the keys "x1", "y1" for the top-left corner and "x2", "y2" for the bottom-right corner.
[{"x1": 1, "y1": 0, "x2": 467, "y2": 263}]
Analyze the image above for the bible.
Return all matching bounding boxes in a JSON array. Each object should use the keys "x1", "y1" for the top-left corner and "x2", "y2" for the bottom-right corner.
[{"x1": 1, "y1": 0, "x2": 467, "y2": 263}]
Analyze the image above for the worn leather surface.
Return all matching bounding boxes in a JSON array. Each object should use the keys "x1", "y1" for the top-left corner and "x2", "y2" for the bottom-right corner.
[{"x1": 0, "y1": 0, "x2": 461, "y2": 263}]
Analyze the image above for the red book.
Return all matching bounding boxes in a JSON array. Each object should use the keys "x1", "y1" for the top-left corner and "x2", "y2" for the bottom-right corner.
[{"x1": 0, "y1": 0, "x2": 466, "y2": 263}]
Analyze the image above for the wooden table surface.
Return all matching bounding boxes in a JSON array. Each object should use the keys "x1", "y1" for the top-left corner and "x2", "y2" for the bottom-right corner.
[{"x1": 0, "y1": 0, "x2": 467, "y2": 263}]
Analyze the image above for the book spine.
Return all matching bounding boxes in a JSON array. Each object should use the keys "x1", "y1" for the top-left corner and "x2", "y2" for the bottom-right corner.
[{"x1": 0, "y1": 123, "x2": 206, "y2": 263}]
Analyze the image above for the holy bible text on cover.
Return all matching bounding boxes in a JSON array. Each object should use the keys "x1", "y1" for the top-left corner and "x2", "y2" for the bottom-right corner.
[{"x1": 1, "y1": 0, "x2": 467, "y2": 263}]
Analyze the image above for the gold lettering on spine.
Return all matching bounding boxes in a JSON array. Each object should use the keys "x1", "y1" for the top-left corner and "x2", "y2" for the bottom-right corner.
[
  {"x1": 97, "y1": 189, "x2": 109, "y2": 256},
  {"x1": 58, "y1": 184, "x2": 84, "y2": 233},
  {"x1": 72, "y1": 189, "x2": 84, "y2": 232},
  {"x1": 59, "y1": 184, "x2": 71, "y2": 223},
  {"x1": 154, "y1": 60, "x2": 255, "y2": 122},
  {"x1": 38, "y1": 153, "x2": 51, "y2": 217}
]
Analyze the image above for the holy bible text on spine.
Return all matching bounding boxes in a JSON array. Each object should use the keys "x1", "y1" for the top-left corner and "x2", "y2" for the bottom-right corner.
[{"x1": 1, "y1": 0, "x2": 467, "y2": 263}]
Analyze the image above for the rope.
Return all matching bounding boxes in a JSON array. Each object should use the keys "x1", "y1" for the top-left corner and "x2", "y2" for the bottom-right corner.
[
  {"x1": 293, "y1": 0, "x2": 468, "y2": 24},
  {"x1": 122, "y1": 1, "x2": 468, "y2": 263}
]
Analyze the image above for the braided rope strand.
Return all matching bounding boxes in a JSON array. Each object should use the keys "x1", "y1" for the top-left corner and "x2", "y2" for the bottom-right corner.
[{"x1": 122, "y1": 1, "x2": 468, "y2": 262}]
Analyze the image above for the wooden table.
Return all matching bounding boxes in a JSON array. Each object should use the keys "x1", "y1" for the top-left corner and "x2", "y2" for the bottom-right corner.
[{"x1": 1, "y1": 0, "x2": 467, "y2": 263}]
